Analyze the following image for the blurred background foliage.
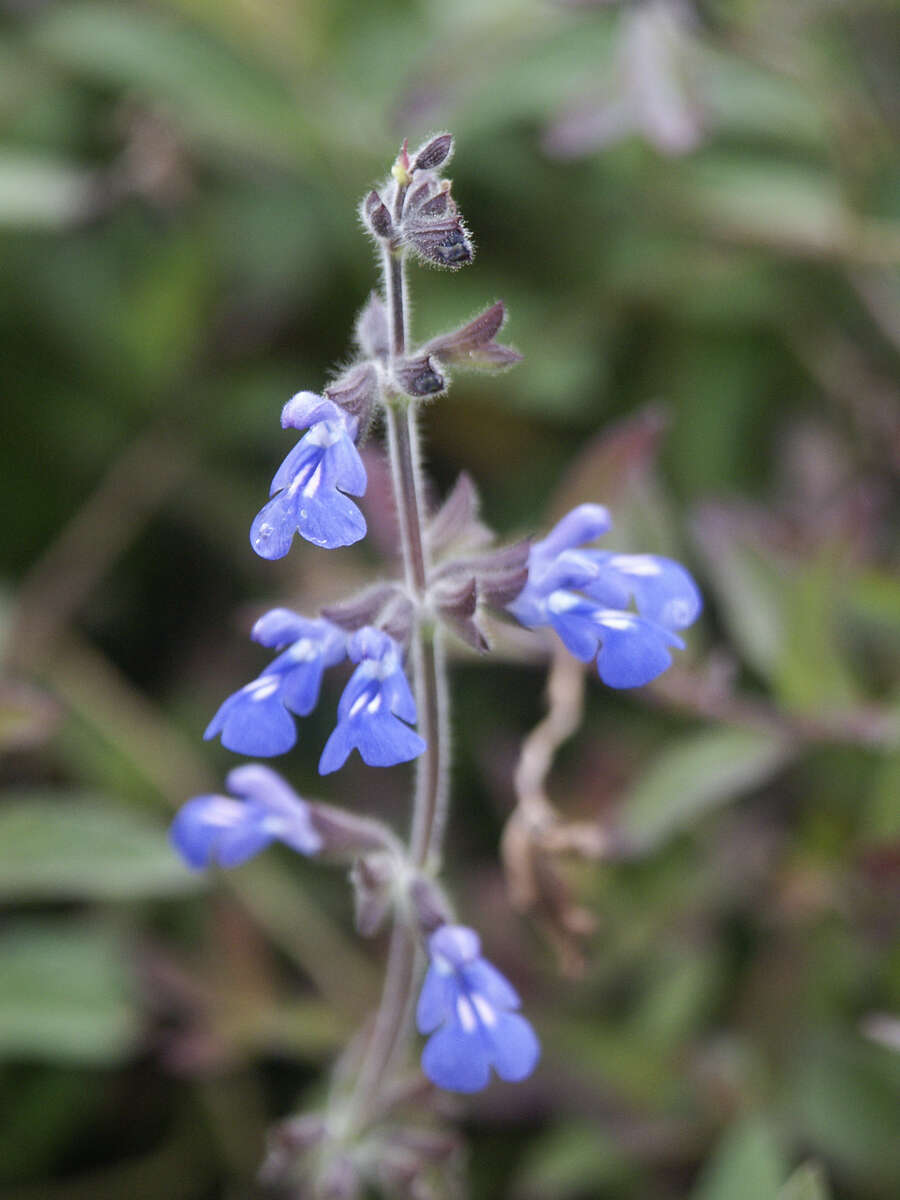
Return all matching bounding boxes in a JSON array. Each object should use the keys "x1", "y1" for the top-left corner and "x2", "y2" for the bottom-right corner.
[{"x1": 1, "y1": 0, "x2": 899, "y2": 1196}]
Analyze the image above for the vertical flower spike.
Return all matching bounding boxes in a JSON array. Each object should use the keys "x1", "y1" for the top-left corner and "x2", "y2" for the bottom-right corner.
[
  {"x1": 318, "y1": 627, "x2": 426, "y2": 774},
  {"x1": 508, "y1": 503, "x2": 701, "y2": 687},
  {"x1": 250, "y1": 393, "x2": 367, "y2": 557},
  {"x1": 170, "y1": 764, "x2": 322, "y2": 869},
  {"x1": 204, "y1": 612, "x2": 347, "y2": 757},
  {"x1": 416, "y1": 925, "x2": 540, "y2": 1093}
]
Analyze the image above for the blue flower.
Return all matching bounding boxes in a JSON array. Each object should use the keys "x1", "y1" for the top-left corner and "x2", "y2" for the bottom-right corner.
[
  {"x1": 171, "y1": 764, "x2": 322, "y2": 869},
  {"x1": 509, "y1": 503, "x2": 701, "y2": 688},
  {"x1": 250, "y1": 392, "x2": 367, "y2": 557},
  {"x1": 416, "y1": 924, "x2": 540, "y2": 1093},
  {"x1": 204, "y1": 610, "x2": 346, "y2": 757},
  {"x1": 318, "y1": 627, "x2": 426, "y2": 774}
]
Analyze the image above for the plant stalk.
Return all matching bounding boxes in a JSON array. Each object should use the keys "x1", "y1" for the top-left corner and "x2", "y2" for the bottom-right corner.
[{"x1": 350, "y1": 202, "x2": 451, "y2": 1121}]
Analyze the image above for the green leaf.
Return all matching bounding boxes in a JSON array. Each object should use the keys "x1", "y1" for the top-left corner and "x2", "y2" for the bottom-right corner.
[
  {"x1": 512, "y1": 1122, "x2": 636, "y2": 1199},
  {"x1": 0, "y1": 921, "x2": 139, "y2": 1064},
  {"x1": 692, "y1": 1117, "x2": 785, "y2": 1200},
  {"x1": 672, "y1": 157, "x2": 847, "y2": 258},
  {"x1": 0, "y1": 794, "x2": 203, "y2": 902},
  {"x1": 0, "y1": 153, "x2": 92, "y2": 229},
  {"x1": 778, "y1": 1162, "x2": 832, "y2": 1200},
  {"x1": 621, "y1": 727, "x2": 793, "y2": 850},
  {"x1": 30, "y1": 4, "x2": 309, "y2": 165},
  {"x1": 788, "y1": 1032, "x2": 900, "y2": 1181},
  {"x1": 692, "y1": 506, "x2": 787, "y2": 680},
  {"x1": 775, "y1": 558, "x2": 860, "y2": 712}
]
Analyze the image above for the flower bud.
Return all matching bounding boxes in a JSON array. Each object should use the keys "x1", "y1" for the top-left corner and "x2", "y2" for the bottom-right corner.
[
  {"x1": 324, "y1": 361, "x2": 379, "y2": 425},
  {"x1": 403, "y1": 218, "x2": 473, "y2": 269},
  {"x1": 321, "y1": 583, "x2": 414, "y2": 644},
  {"x1": 411, "y1": 133, "x2": 453, "y2": 172},
  {"x1": 425, "y1": 301, "x2": 523, "y2": 370},
  {"x1": 308, "y1": 803, "x2": 399, "y2": 857},
  {"x1": 409, "y1": 875, "x2": 452, "y2": 933},
  {"x1": 351, "y1": 851, "x2": 396, "y2": 937},
  {"x1": 354, "y1": 290, "x2": 390, "y2": 360},
  {"x1": 362, "y1": 188, "x2": 394, "y2": 240},
  {"x1": 426, "y1": 472, "x2": 492, "y2": 556},
  {"x1": 393, "y1": 354, "x2": 446, "y2": 398}
]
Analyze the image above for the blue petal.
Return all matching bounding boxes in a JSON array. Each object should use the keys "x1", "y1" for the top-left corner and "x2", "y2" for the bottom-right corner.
[
  {"x1": 318, "y1": 722, "x2": 355, "y2": 775},
  {"x1": 348, "y1": 711, "x2": 426, "y2": 768},
  {"x1": 276, "y1": 660, "x2": 326, "y2": 717},
  {"x1": 506, "y1": 587, "x2": 547, "y2": 629},
  {"x1": 225, "y1": 763, "x2": 293, "y2": 811},
  {"x1": 270, "y1": 437, "x2": 319, "y2": 497},
  {"x1": 349, "y1": 626, "x2": 393, "y2": 663},
  {"x1": 462, "y1": 959, "x2": 520, "y2": 1011},
  {"x1": 422, "y1": 1022, "x2": 491, "y2": 1093},
  {"x1": 251, "y1": 608, "x2": 313, "y2": 649},
  {"x1": 486, "y1": 1012, "x2": 540, "y2": 1083},
  {"x1": 250, "y1": 494, "x2": 298, "y2": 560},
  {"x1": 385, "y1": 666, "x2": 418, "y2": 724},
  {"x1": 594, "y1": 553, "x2": 702, "y2": 630},
  {"x1": 280, "y1": 391, "x2": 339, "y2": 431},
  {"x1": 293, "y1": 487, "x2": 367, "y2": 550},
  {"x1": 430, "y1": 925, "x2": 481, "y2": 968},
  {"x1": 205, "y1": 682, "x2": 297, "y2": 756},
  {"x1": 214, "y1": 822, "x2": 274, "y2": 868},
  {"x1": 170, "y1": 795, "x2": 240, "y2": 869},
  {"x1": 595, "y1": 613, "x2": 682, "y2": 688},
  {"x1": 533, "y1": 504, "x2": 611, "y2": 563},
  {"x1": 546, "y1": 597, "x2": 602, "y2": 662},
  {"x1": 224, "y1": 765, "x2": 322, "y2": 856},
  {"x1": 416, "y1": 966, "x2": 455, "y2": 1034},
  {"x1": 326, "y1": 434, "x2": 367, "y2": 497}
]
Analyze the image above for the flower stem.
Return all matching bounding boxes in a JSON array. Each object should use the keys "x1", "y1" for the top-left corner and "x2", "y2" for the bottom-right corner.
[{"x1": 349, "y1": 222, "x2": 451, "y2": 1122}]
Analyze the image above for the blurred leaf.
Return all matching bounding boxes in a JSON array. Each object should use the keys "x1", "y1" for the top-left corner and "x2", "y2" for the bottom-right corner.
[
  {"x1": 631, "y1": 952, "x2": 721, "y2": 1050},
  {"x1": 778, "y1": 1162, "x2": 832, "y2": 1200},
  {"x1": 30, "y1": 3, "x2": 309, "y2": 165},
  {"x1": 864, "y1": 750, "x2": 900, "y2": 841},
  {"x1": 115, "y1": 232, "x2": 212, "y2": 392},
  {"x1": 0, "y1": 680, "x2": 60, "y2": 751},
  {"x1": 691, "y1": 1117, "x2": 785, "y2": 1200},
  {"x1": 671, "y1": 157, "x2": 847, "y2": 258},
  {"x1": 847, "y1": 568, "x2": 900, "y2": 636},
  {"x1": 692, "y1": 506, "x2": 786, "y2": 680},
  {"x1": 512, "y1": 1122, "x2": 636, "y2": 1199},
  {"x1": 699, "y1": 52, "x2": 829, "y2": 149},
  {"x1": 0, "y1": 794, "x2": 202, "y2": 902},
  {"x1": 0, "y1": 153, "x2": 92, "y2": 229},
  {"x1": 0, "y1": 1069, "x2": 103, "y2": 1183},
  {"x1": 0, "y1": 921, "x2": 139, "y2": 1064},
  {"x1": 776, "y1": 558, "x2": 861, "y2": 712},
  {"x1": 621, "y1": 727, "x2": 793, "y2": 850},
  {"x1": 788, "y1": 1032, "x2": 900, "y2": 1183}
]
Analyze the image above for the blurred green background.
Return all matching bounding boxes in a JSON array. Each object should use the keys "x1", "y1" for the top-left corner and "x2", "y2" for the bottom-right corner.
[{"x1": 1, "y1": 0, "x2": 899, "y2": 1196}]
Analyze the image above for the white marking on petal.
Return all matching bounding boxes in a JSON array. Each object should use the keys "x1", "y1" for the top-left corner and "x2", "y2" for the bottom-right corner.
[
  {"x1": 609, "y1": 554, "x2": 661, "y2": 577},
  {"x1": 203, "y1": 798, "x2": 243, "y2": 828},
  {"x1": 245, "y1": 675, "x2": 280, "y2": 700},
  {"x1": 289, "y1": 638, "x2": 317, "y2": 662},
  {"x1": 303, "y1": 461, "x2": 324, "y2": 498},
  {"x1": 547, "y1": 590, "x2": 581, "y2": 615},
  {"x1": 456, "y1": 996, "x2": 477, "y2": 1033},
  {"x1": 305, "y1": 420, "x2": 345, "y2": 448},
  {"x1": 472, "y1": 994, "x2": 497, "y2": 1028},
  {"x1": 596, "y1": 612, "x2": 637, "y2": 631}
]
